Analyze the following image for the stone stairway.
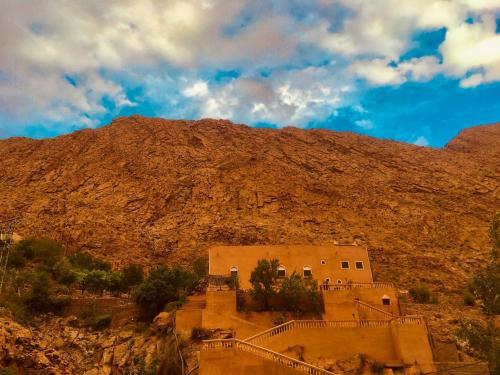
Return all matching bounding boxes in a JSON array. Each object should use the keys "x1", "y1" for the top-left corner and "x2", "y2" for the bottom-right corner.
[{"x1": 202, "y1": 338, "x2": 336, "y2": 375}]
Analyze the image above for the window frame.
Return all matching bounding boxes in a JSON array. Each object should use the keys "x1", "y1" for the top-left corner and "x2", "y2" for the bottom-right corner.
[
  {"x1": 278, "y1": 265, "x2": 286, "y2": 278},
  {"x1": 303, "y1": 265, "x2": 312, "y2": 278},
  {"x1": 355, "y1": 261, "x2": 364, "y2": 270}
]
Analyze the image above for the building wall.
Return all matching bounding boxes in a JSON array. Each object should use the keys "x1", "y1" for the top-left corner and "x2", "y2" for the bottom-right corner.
[
  {"x1": 209, "y1": 244, "x2": 373, "y2": 290},
  {"x1": 259, "y1": 326, "x2": 398, "y2": 363},
  {"x1": 323, "y1": 287, "x2": 399, "y2": 319},
  {"x1": 176, "y1": 309, "x2": 202, "y2": 336},
  {"x1": 200, "y1": 348, "x2": 303, "y2": 375},
  {"x1": 390, "y1": 321, "x2": 436, "y2": 373}
]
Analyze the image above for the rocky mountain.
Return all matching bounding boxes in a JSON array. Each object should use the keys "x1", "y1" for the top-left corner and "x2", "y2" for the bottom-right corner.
[{"x1": 0, "y1": 115, "x2": 499, "y2": 300}]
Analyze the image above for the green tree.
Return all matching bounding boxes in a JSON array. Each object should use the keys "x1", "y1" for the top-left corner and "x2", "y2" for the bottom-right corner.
[
  {"x1": 249, "y1": 259, "x2": 279, "y2": 310},
  {"x1": 193, "y1": 257, "x2": 208, "y2": 279},
  {"x1": 457, "y1": 320, "x2": 499, "y2": 374},
  {"x1": 122, "y1": 264, "x2": 144, "y2": 292},
  {"x1": 52, "y1": 257, "x2": 77, "y2": 285},
  {"x1": 10, "y1": 238, "x2": 63, "y2": 267},
  {"x1": 84, "y1": 270, "x2": 109, "y2": 295},
  {"x1": 134, "y1": 266, "x2": 198, "y2": 319},
  {"x1": 279, "y1": 272, "x2": 322, "y2": 314},
  {"x1": 106, "y1": 272, "x2": 125, "y2": 295},
  {"x1": 23, "y1": 271, "x2": 68, "y2": 314},
  {"x1": 470, "y1": 263, "x2": 500, "y2": 315},
  {"x1": 69, "y1": 252, "x2": 111, "y2": 271}
]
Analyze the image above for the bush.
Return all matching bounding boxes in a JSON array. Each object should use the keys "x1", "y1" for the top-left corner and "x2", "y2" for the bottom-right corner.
[
  {"x1": 193, "y1": 257, "x2": 208, "y2": 279},
  {"x1": 122, "y1": 264, "x2": 144, "y2": 291},
  {"x1": 23, "y1": 271, "x2": 69, "y2": 315},
  {"x1": 371, "y1": 361, "x2": 385, "y2": 374},
  {"x1": 9, "y1": 238, "x2": 63, "y2": 267},
  {"x1": 191, "y1": 327, "x2": 211, "y2": 341},
  {"x1": 82, "y1": 314, "x2": 112, "y2": 331},
  {"x1": 0, "y1": 368, "x2": 15, "y2": 375},
  {"x1": 469, "y1": 262, "x2": 500, "y2": 314},
  {"x1": 250, "y1": 259, "x2": 279, "y2": 310},
  {"x1": 409, "y1": 283, "x2": 432, "y2": 303},
  {"x1": 134, "y1": 266, "x2": 198, "y2": 319},
  {"x1": 457, "y1": 319, "x2": 499, "y2": 373},
  {"x1": 69, "y1": 252, "x2": 111, "y2": 271},
  {"x1": 273, "y1": 313, "x2": 288, "y2": 326},
  {"x1": 463, "y1": 291, "x2": 475, "y2": 306},
  {"x1": 279, "y1": 272, "x2": 322, "y2": 315}
]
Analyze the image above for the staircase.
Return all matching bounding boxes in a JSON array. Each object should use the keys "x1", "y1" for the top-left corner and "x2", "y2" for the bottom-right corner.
[
  {"x1": 202, "y1": 338, "x2": 336, "y2": 375},
  {"x1": 356, "y1": 300, "x2": 394, "y2": 320}
]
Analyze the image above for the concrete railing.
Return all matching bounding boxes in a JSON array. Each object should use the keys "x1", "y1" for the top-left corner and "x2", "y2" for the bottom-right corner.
[
  {"x1": 392, "y1": 315, "x2": 424, "y2": 325},
  {"x1": 356, "y1": 300, "x2": 394, "y2": 319},
  {"x1": 321, "y1": 282, "x2": 394, "y2": 291},
  {"x1": 244, "y1": 316, "x2": 425, "y2": 345},
  {"x1": 202, "y1": 338, "x2": 336, "y2": 375}
]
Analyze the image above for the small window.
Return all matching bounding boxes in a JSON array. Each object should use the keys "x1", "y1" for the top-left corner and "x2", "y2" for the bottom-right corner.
[
  {"x1": 382, "y1": 295, "x2": 391, "y2": 305},
  {"x1": 230, "y1": 266, "x2": 238, "y2": 278},
  {"x1": 341, "y1": 261, "x2": 350, "y2": 269},
  {"x1": 321, "y1": 260, "x2": 326, "y2": 265},
  {"x1": 355, "y1": 261, "x2": 364, "y2": 270},
  {"x1": 337, "y1": 279, "x2": 342, "y2": 284},
  {"x1": 303, "y1": 266, "x2": 312, "y2": 278},
  {"x1": 278, "y1": 266, "x2": 286, "y2": 277},
  {"x1": 324, "y1": 278, "x2": 330, "y2": 284}
]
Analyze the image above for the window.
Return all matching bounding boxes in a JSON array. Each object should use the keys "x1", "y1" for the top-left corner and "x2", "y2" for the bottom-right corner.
[
  {"x1": 278, "y1": 265, "x2": 286, "y2": 277},
  {"x1": 230, "y1": 266, "x2": 238, "y2": 278},
  {"x1": 324, "y1": 278, "x2": 330, "y2": 284},
  {"x1": 341, "y1": 261, "x2": 350, "y2": 269},
  {"x1": 321, "y1": 260, "x2": 326, "y2": 265},
  {"x1": 303, "y1": 266, "x2": 312, "y2": 278},
  {"x1": 382, "y1": 295, "x2": 391, "y2": 305},
  {"x1": 337, "y1": 279, "x2": 342, "y2": 284},
  {"x1": 355, "y1": 261, "x2": 364, "y2": 270}
]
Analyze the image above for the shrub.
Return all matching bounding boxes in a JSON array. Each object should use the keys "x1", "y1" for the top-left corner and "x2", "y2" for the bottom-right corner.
[
  {"x1": 273, "y1": 313, "x2": 288, "y2": 326},
  {"x1": 371, "y1": 361, "x2": 385, "y2": 374},
  {"x1": 52, "y1": 257, "x2": 77, "y2": 285},
  {"x1": 0, "y1": 368, "x2": 15, "y2": 375},
  {"x1": 82, "y1": 314, "x2": 112, "y2": 331},
  {"x1": 250, "y1": 259, "x2": 279, "y2": 310},
  {"x1": 279, "y1": 272, "x2": 322, "y2": 315},
  {"x1": 69, "y1": 252, "x2": 111, "y2": 271},
  {"x1": 9, "y1": 238, "x2": 63, "y2": 267},
  {"x1": 23, "y1": 271, "x2": 69, "y2": 315},
  {"x1": 469, "y1": 262, "x2": 500, "y2": 315},
  {"x1": 193, "y1": 257, "x2": 208, "y2": 279},
  {"x1": 409, "y1": 283, "x2": 431, "y2": 303},
  {"x1": 122, "y1": 264, "x2": 144, "y2": 291},
  {"x1": 463, "y1": 291, "x2": 475, "y2": 306},
  {"x1": 457, "y1": 319, "x2": 499, "y2": 373},
  {"x1": 134, "y1": 266, "x2": 198, "y2": 319},
  {"x1": 191, "y1": 327, "x2": 211, "y2": 341}
]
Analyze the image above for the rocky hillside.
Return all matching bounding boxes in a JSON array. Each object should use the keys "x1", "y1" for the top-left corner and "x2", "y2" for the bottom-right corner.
[{"x1": 0, "y1": 116, "x2": 499, "y2": 299}]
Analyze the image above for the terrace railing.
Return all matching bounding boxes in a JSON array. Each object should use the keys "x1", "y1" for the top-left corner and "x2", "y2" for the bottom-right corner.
[{"x1": 321, "y1": 282, "x2": 394, "y2": 291}]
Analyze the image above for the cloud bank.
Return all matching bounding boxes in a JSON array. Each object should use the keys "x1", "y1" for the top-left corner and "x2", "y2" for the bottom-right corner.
[{"x1": 0, "y1": 0, "x2": 499, "y2": 142}]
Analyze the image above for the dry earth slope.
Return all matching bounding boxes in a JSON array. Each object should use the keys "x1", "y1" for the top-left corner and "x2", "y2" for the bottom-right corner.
[{"x1": 0, "y1": 115, "x2": 499, "y2": 301}]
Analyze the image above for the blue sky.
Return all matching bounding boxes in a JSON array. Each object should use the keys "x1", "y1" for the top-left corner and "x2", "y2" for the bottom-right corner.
[{"x1": 0, "y1": 1, "x2": 499, "y2": 147}]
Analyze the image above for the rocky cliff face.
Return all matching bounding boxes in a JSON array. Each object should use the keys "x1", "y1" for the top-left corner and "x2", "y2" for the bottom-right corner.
[{"x1": 0, "y1": 116, "x2": 499, "y2": 298}]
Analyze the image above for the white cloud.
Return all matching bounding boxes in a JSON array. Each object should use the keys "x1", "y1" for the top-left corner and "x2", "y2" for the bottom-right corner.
[
  {"x1": 413, "y1": 136, "x2": 430, "y2": 146},
  {"x1": 183, "y1": 81, "x2": 209, "y2": 97},
  {"x1": 0, "y1": 0, "x2": 499, "y2": 135},
  {"x1": 355, "y1": 119, "x2": 374, "y2": 130}
]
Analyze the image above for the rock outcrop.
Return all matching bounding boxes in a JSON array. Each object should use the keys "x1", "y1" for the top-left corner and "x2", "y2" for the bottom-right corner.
[{"x1": 0, "y1": 116, "x2": 498, "y2": 298}]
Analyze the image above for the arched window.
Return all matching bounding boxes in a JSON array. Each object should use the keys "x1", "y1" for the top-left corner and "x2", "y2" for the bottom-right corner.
[
  {"x1": 230, "y1": 266, "x2": 238, "y2": 278},
  {"x1": 382, "y1": 294, "x2": 391, "y2": 305},
  {"x1": 337, "y1": 279, "x2": 342, "y2": 284},
  {"x1": 278, "y1": 265, "x2": 286, "y2": 277},
  {"x1": 303, "y1": 265, "x2": 312, "y2": 278},
  {"x1": 324, "y1": 278, "x2": 330, "y2": 285}
]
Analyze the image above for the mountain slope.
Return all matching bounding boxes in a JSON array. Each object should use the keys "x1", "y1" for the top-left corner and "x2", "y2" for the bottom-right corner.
[{"x1": 0, "y1": 116, "x2": 499, "y2": 299}]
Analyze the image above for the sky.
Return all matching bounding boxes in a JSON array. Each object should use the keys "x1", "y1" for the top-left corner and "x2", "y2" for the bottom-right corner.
[{"x1": 0, "y1": 1, "x2": 499, "y2": 147}]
